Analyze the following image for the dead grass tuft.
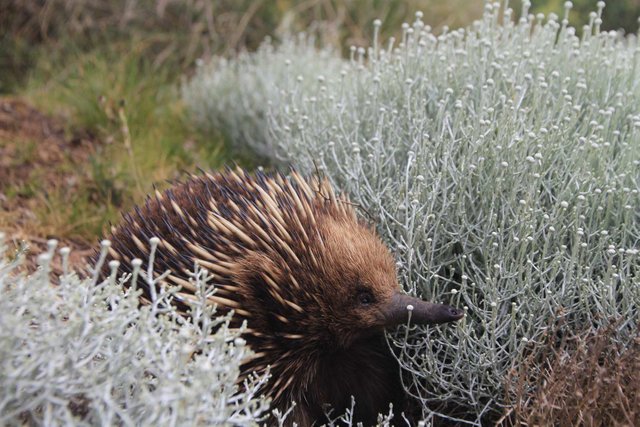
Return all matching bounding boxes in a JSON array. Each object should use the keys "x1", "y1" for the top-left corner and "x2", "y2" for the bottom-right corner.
[
  {"x1": 505, "y1": 319, "x2": 640, "y2": 426},
  {"x1": 0, "y1": 97, "x2": 100, "y2": 271}
]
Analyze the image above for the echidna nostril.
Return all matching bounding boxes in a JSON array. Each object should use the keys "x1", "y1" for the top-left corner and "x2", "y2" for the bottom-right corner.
[{"x1": 450, "y1": 307, "x2": 465, "y2": 319}]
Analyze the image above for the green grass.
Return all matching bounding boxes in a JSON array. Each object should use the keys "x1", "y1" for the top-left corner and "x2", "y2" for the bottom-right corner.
[
  {"x1": 12, "y1": 39, "x2": 232, "y2": 242},
  {"x1": 2, "y1": 137, "x2": 38, "y2": 167}
]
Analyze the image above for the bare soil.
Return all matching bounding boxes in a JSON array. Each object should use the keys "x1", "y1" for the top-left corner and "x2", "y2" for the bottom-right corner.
[{"x1": 0, "y1": 97, "x2": 99, "y2": 272}]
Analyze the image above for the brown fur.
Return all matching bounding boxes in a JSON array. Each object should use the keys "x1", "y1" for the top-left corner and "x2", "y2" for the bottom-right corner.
[{"x1": 102, "y1": 169, "x2": 409, "y2": 426}]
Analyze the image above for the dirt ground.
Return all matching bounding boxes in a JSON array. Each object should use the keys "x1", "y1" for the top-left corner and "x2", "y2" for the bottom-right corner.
[{"x1": 0, "y1": 97, "x2": 98, "y2": 273}]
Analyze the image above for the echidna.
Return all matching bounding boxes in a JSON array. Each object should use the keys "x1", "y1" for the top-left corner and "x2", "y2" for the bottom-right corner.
[{"x1": 102, "y1": 168, "x2": 463, "y2": 426}]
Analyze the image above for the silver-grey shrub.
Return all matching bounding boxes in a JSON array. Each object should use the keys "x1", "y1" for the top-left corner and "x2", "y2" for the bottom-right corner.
[
  {"x1": 185, "y1": 1, "x2": 640, "y2": 424},
  {"x1": 182, "y1": 34, "x2": 345, "y2": 160},
  {"x1": 0, "y1": 236, "x2": 270, "y2": 426}
]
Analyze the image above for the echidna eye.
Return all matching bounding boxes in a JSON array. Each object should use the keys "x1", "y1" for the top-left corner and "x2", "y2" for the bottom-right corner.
[{"x1": 357, "y1": 290, "x2": 374, "y2": 306}]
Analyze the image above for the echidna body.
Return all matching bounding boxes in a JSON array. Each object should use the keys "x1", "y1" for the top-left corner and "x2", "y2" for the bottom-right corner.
[{"x1": 103, "y1": 169, "x2": 463, "y2": 426}]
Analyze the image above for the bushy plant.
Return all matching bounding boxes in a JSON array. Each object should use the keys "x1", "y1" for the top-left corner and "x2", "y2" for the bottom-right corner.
[
  {"x1": 0, "y1": 235, "x2": 270, "y2": 426},
  {"x1": 183, "y1": 34, "x2": 345, "y2": 160},
  {"x1": 184, "y1": 1, "x2": 640, "y2": 423}
]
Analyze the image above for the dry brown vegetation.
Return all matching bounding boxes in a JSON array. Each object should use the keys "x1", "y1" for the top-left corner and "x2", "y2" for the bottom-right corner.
[
  {"x1": 506, "y1": 320, "x2": 640, "y2": 426},
  {"x1": 0, "y1": 98, "x2": 100, "y2": 270}
]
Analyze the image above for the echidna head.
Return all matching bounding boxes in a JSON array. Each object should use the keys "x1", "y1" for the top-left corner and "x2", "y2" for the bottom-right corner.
[{"x1": 242, "y1": 215, "x2": 463, "y2": 349}]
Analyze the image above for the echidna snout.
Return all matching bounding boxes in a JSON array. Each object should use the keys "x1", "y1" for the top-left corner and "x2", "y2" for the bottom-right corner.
[
  {"x1": 101, "y1": 168, "x2": 463, "y2": 426},
  {"x1": 383, "y1": 293, "x2": 465, "y2": 327}
]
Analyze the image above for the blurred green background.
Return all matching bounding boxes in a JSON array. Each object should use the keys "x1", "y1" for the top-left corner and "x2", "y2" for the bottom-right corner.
[{"x1": 3, "y1": 0, "x2": 639, "y2": 94}]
